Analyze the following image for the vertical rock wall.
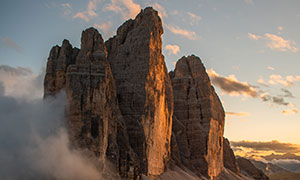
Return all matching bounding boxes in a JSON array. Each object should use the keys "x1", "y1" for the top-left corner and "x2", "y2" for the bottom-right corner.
[
  {"x1": 170, "y1": 55, "x2": 225, "y2": 179},
  {"x1": 106, "y1": 7, "x2": 173, "y2": 177}
]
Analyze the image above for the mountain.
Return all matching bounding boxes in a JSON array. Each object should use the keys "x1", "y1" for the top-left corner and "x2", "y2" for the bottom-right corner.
[
  {"x1": 237, "y1": 157, "x2": 269, "y2": 180},
  {"x1": 44, "y1": 7, "x2": 267, "y2": 180}
]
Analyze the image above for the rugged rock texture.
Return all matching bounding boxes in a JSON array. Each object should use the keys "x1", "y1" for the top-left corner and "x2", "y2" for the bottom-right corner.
[
  {"x1": 223, "y1": 137, "x2": 240, "y2": 174},
  {"x1": 106, "y1": 7, "x2": 173, "y2": 177},
  {"x1": 170, "y1": 55, "x2": 225, "y2": 179},
  {"x1": 237, "y1": 157, "x2": 270, "y2": 180},
  {"x1": 44, "y1": 28, "x2": 140, "y2": 179}
]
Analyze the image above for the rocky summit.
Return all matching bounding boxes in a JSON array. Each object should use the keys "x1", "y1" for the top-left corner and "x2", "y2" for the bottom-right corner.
[{"x1": 44, "y1": 7, "x2": 268, "y2": 180}]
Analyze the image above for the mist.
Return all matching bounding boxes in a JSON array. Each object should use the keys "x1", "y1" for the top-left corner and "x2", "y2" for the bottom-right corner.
[{"x1": 0, "y1": 69, "x2": 110, "y2": 180}]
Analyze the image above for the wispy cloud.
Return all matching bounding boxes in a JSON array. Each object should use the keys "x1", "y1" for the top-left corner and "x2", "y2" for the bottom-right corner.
[
  {"x1": 231, "y1": 140, "x2": 300, "y2": 154},
  {"x1": 165, "y1": 24, "x2": 197, "y2": 40},
  {"x1": 187, "y1": 12, "x2": 201, "y2": 25},
  {"x1": 248, "y1": 32, "x2": 298, "y2": 53},
  {"x1": 267, "y1": 66, "x2": 275, "y2": 70},
  {"x1": 73, "y1": 12, "x2": 90, "y2": 22},
  {"x1": 248, "y1": 33, "x2": 262, "y2": 40},
  {"x1": 61, "y1": 3, "x2": 73, "y2": 16},
  {"x1": 207, "y1": 69, "x2": 258, "y2": 97},
  {"x1": 226, "y1": 112, "x2": 250, "y2": 117},
  {"x1": 268, "y1": 74, "x2": 300, "y2": 87},
  {"x1": 151, "y1": 3, "x2": 167, "y2": 19},
  {"x1": 165, "y1": 44, "x2": 180, "y2": 55},
  {"x1": 94, "y1": 22, "x2": 113, "y2": 35},
  {"x1": 1, "y1": 37, "x2": 23, "y2": 53},
  {"x1": 104, "y1": 0, "x2": 140, "y2": 19},
  {"x1": 282, "y1": 108, "x2": 298, "y2": 115},
  {"x1": 72, "y1": 0, "x2": 99, "y2": 22}
]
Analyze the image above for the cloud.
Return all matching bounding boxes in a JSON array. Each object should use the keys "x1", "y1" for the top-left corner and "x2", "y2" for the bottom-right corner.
[
  {"x1": 267, "y1": 66, "x2": 275, "y2": 70},
  {"x1": 282, "y1": 108, "x2": 298, "y2": 115},
  {"x1": 278, "y1": 26, "x2": 284, "y2": 31},
  {"x1": 207, "y1": 69, "x2": 258, "y2": 98},
  {"x1": 72, "y1": 0, "x2": 99, "y2": 22},
  {"x1": 268, "y1": 74, "x2": 300, "y2": 87},
  {"x1": 226, "y1": 112, "x2": 250, "y2": 117},
  {"x1": 1, "y1": 37, "x2": 23, "y2": 53},
  {"x1": 231, "y1": 140, "x2": 300, "y2": 154},
  {"x1": 165, "y1": 24, "x2": 197, "y2": 40},
  {"x1": 265, "y1": 33, "x2": 298, "y2": 52},
  {"x1": 61, "y1": 3, "x2": 73, "y2": 16},
  {"x1": 248, "y1": 33, "x2": 298, "y2": 53},
  {"x1": 281, "y1": 88, "x2": 294, "y2": 98},
  {"x1": 0, "y1": 79, "x2": 118, "y2": 179},
  {"x1": 187, "y1": 12, "x2": 201, "y2": 25},
  {"x1": 263, "y1": 153, "x2": 300, "y2": 161},
  {"x1": 73, "y1": 12, "x2": 90, "y2": 22},
  {"x1": 94, "y1": 22, "x2": 113, "y2": 35},
  {"x1": 248, "y1": 33, "x2": 262, "y2": 40},
  {"x1": 0, "y1": 65, "x2": 44, "y2": 100},
  {"x1": 152, "y1": 3, "x2": 167, "y2": 19},
  {"x1": 165, "y1": 44, "x2": 180, "y2": 55},
  {"x1": 104, "y1": 0, "x2": 141, "y2": 19}
]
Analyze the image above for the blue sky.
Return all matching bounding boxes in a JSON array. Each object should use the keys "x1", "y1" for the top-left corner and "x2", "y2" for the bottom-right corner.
[{"x1": 1, "y1": 0, "x2": 300, "y2": 145}]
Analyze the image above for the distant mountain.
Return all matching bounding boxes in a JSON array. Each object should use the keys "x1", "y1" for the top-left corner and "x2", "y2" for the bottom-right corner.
[
  {"x1": 263, "y1": 153, "x2": 300, "y2": 161},
  {"x1": 250, "y1": 159, "x2": 290, "y2": 175}
]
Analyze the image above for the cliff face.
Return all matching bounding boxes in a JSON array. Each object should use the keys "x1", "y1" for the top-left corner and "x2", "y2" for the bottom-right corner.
[
  {"x1": 106, "y1": 7, "x2": 173, "y2": 177},
  {"x1": 237, "y1": 157, "x2": 270, "y2": 180},
  {"x1": 43, "y1": 7, "x2": 245, "y2": 180},
  {"x1": 223, "y1": 137, "x2": 240, "y2": 174},
  {"x1": 170, "y1": 55, "x2": 225, "y2": 179}
]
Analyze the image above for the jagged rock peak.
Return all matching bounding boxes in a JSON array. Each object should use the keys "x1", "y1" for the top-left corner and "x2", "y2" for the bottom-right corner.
[
  {"x1": 171, "y1": 55, "x2": 225, "y2": 179},
  {"x1": 106, "y1": 6, "x2": 173, "y2": 178},
  {"x1": 223, "y1": 137, "x2": 240, "y2": 174},
  {"x1": 80, "y1": 27, "x2": 105, "y2": 52}
]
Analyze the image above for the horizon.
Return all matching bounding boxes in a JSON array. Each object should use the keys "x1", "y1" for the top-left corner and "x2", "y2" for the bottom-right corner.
[{"x1": 1, "y1": 0, "x2": 300, "y2": 161}]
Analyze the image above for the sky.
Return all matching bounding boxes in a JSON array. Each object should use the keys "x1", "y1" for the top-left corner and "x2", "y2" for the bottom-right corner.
[{"x1": 1, "y1": 0, "x2": 300, "y2": 157}]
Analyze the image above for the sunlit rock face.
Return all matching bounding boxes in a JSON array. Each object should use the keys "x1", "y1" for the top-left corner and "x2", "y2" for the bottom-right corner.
[
  {"x1": 170, "y1": 55, "x2": 225, "y2": 179},
  {"x1": 106, "y1": 7, "x2": 173, "y2": 177}
]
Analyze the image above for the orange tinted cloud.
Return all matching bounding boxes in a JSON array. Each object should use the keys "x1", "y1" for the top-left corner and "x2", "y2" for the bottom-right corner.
[
  {"x1": 165, "y1": 44, "x2": 180, "y2": 55},
  {"x1": 226, "y1": 112, "x2": 250, "y2": 117},
  {"x1": 165, "y1": 24, "x2": 197, "y2": 40}
]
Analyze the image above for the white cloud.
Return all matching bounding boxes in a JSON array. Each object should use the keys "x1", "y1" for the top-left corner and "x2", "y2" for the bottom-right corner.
[
  {"x1": 94, "y1": 22, "x2": 113, "y2": 35},
  {"x1": 73, "y1": 12, "x2": 90, "y2": 22},
  {"x1": 248, "y1": 33, "x2": 262, "y2": 40},
  {"x1": 104, "y1": 0, "x2": 141, "y2": 19},
  {"x1": 265, "y1": 33, "x2": 298, "y2": 52},
  {"x1": 248, "y1": 32, "x2": 298, "y2": 53},
  {"x1": 72, "y1": 0, "x2": 99, "y2": 22},
  {"x1": 268, "y1": 74, "x2": 300, "y2": 87},
  {"x1": 165, "y1": 24, "x2": 197, "y2": 40},
  {"x1": 187, "y1": 12, "x2": 201, "y2": 25},
  {"x1": 152, "y1": 3, "x2": 167, "y2": 19},
  {"x1": 165, "y1": 44, "x2": 180, "y2": 55}
]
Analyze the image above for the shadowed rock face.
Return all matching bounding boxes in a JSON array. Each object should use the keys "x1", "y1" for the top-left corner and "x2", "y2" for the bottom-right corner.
[
  {"x1": 170, "y1": 55, "x2": 225, "y2": 179},
  {"x1": 44, "y1": 28, "x2": 137, "y2": 178},
  {"x1": 223, "y1": 137, "x2": 240, "y2": 174},
  {"x1": 106, "y1": 7, "x2": 173, "y2": 177},
  {"x1": 237, "y1": 157, "x2": 270, "y2": 180}
]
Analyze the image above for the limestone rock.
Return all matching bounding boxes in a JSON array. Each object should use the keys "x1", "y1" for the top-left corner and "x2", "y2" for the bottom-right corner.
[
  {"x1": 223, "y1": 137, "x2": 240, "y2": 174},
  {"x1": 44, "y1": 28, "x2": 138, "y2": 178},
  {"x1": 106, "y1": 7, "x2": 173, "y2": 177},
  {"x1": 170, "y1": 55, "x2": 225, "y2": 179},
  {"x1": 237, "y1": 157, "x2": 270, "y2": 180}
]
